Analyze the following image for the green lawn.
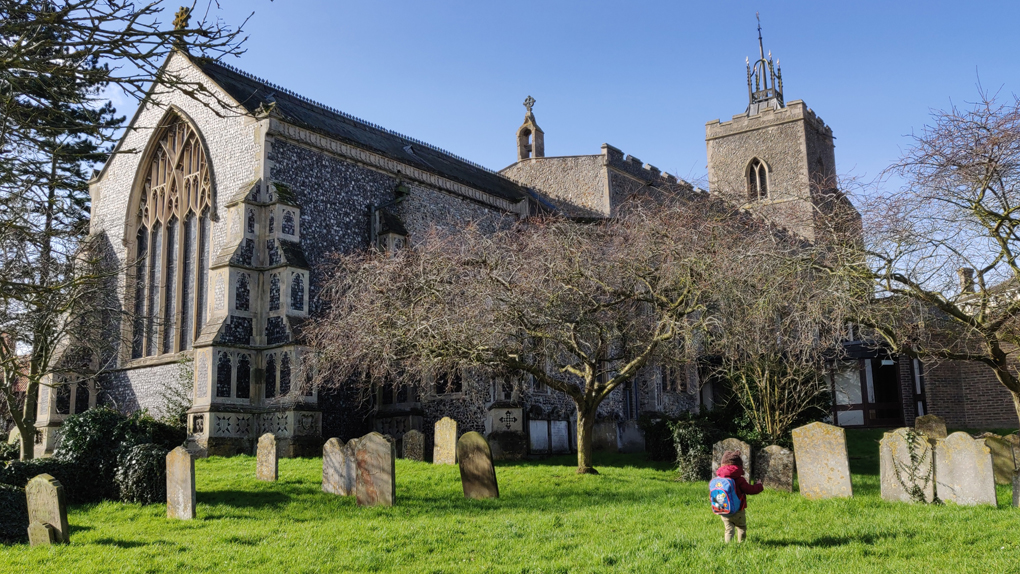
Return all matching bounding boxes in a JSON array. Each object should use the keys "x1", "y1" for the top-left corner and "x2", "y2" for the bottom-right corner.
[{"x1": 1, "y1": 429, "x2": 1018, "y2": 573}]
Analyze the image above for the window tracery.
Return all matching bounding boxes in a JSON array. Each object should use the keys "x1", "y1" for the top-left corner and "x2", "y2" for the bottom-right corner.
[
  {"x1": 748, "y1": 157, "x2": 769, "y2": 201},
  {"x1": 131, "y1": 116, "x2": 212, "y2": 358}
]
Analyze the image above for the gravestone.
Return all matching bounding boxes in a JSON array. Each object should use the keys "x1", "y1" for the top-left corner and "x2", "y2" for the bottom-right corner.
[
  {"x1": 256, "y1": 433, "x2": 278, "y2": 481},
  {"x1": 26, "y1": 474, "x2": 69, "y2": 545},
  {"x1": 433, "y1": 417, "x2": 457, "y2": 465},
  {"x1": 977, "y1": 433, "x2": 1018, "y2": 485},
  {"x1": 753, "y1": 445, "x2": 794, "y2": 492},
  {"x1": 1013, "y1": 470, "x2": 1019, "y2": 508},
  {"x1": 935, "y1": 432, "x2": 997, "y2": 506},
  {"x1": 791, "y1": 422, "x2": 852, "y2": 500},
  {"x1": 166, "y1": 446, "x2": 196, "y2": 519},
  {"x1": 618, "y1": 420, "x2": 645, "y2": 454},
  {"x1": 457, "y1": 432, "x2": 499, "y2": 499},
  {"x1": 914, "y1": 414, "x2": 947, "y2": 443},
  {"x1": 591, "y1": 422, "x2": 618, "y2": 452},
  {"x1": 880, "y1": 428, "x2": 935, "y2": 503},
  {"x1": 355, "y1": 432, "x2": 395, "y2": 507},
  {"x1": 711, "y1": 438, "x2": 752, "y2": 481},
  {"x1": 550, "y1": 420, "x2": 571, "y2": 454},
  {"x1": 323, "y1": 438, "x2": 358, "y2": 496},
  {"x1": 402, "y1": 430, "x2": 425, "y2": 462}
]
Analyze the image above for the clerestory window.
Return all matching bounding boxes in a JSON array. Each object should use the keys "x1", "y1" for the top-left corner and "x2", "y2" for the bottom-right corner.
[
  {"x1": 748, "y1": 157, "x2": 769, "y2": 201},
  {"x1": 130, "y1": 115, "x2": 212, "y2": 359}
]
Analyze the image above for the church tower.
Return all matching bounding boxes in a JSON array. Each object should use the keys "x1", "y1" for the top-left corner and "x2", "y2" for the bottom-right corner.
[
  {"x1": 517, "y1": 96, "x2": 545, "y2": 161},
  {"x1": 705, "y1": 18, "x2": 850, "y2": 242}
]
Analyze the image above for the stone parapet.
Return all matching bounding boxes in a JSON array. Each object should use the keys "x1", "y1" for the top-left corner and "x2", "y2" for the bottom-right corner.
[{"x1": 706, "y1": 100, "x2": 832, "y2": 140}]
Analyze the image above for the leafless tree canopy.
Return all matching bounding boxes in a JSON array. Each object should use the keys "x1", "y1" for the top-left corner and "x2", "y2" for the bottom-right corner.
[
  {"x1": 308, "y1": 196, "x2": 843, "y2": 471},
  {"x1": 847, "y1": 90, "x2": 1020, "y2": 426}
]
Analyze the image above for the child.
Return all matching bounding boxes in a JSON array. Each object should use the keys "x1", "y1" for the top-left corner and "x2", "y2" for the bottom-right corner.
[{"x1": 714, "y1": 450, "x2": 763, "y2": 543}]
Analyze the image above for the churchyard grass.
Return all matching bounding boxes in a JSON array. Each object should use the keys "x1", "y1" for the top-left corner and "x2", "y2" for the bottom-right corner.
[{"x1": 1, "y1": 429, "x2": 1017, "y2": 573}]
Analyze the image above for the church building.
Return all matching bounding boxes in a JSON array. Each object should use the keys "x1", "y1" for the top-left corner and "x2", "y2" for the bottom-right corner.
[{"x1": 32, "y1": 32, "x2": 1002, "y2": 459}]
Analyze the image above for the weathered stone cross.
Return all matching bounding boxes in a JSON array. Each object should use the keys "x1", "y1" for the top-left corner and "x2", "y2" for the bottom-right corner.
[{"x1": 523, "y1": 96, "x2": 536, "y2": 114}]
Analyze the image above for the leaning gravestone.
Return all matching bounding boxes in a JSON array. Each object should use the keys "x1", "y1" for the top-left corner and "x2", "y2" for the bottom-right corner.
[
  {"x1": 26, "y1": 474, "x2": 69, "y2": 546},
  {"x1": 880, "y1": 428, "x2": 935, "y2": 503},
  {"x1": 977, "y1": 433, "x2": 1018, "y2": 485},
  {"x1": 355, "y1": 432, "x2": 395, "y2": 507},
  {"x1": 402, "y1": 430, "x2": 425, "y2": 462},
  {"x1": 256, "y1": 433, "x2": 278, "y2": 481},
  {"x1": 753, "y1": 445, "x2": 794, "y2": 492},
  {"x1": 323, "y1": 438, "x2": 358, "y2": 496},
  {"x1": 711, "y1": 438, "x2": 752, "y2": 481},
  {"x1": 166, "y1": 446, "x2": 196, "y2": 519},
  {"x1": 935, "y1": 432, "x2": 997, "y2": 506},
  {"x1": 914, "y1": 414, "x2": 948, "y2": 444},
  {"x1": 457, "y1": 432, "x2": 499, "y2": 499},
  {"x1": 433, "y1": 417, "x2": 457, "y2": 465},
  {"x1": 791, "y1": 422, "x2": 852, "y2": 500}
]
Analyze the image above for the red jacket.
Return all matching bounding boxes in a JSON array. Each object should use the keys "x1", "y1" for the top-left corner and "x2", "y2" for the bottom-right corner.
[{"x1": 716, "y1": 464, "x2": 764, "y2": 509}]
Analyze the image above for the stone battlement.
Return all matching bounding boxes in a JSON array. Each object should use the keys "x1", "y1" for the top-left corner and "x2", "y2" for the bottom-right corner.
[
  {"x1": 705, "y1": 100, "x2": 832, "y2": 140},
  {"x1": 601, "y1": 144, "x2": 680, "y2": 186}
]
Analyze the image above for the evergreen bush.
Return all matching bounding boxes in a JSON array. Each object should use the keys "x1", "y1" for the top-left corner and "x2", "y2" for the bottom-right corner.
[
  {"x1": 0, "y1": 441, "x2": 19, "y2": 462},
  {"x1": 115, "y1": 443, "x2": 169, "y2": 505},
  {"x1": 0, "y1": 483, "x2": 28, "y2": 542},
  {"x1": 638, "y1": 415, "x2": 676, "y2": 462},
  {"x1": 52, "y1": 407, "x2": 184, "y2": 501},
  {"x1": 0, "y1": 458, "x2": 96, "y2": 504}
]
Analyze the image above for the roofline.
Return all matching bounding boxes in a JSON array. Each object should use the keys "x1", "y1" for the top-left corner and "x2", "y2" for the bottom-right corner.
[
  {"x1": 206, "y1": 60, "x2": 530, "y2": 194},
  {"x1": 90, "y1": 50, "x2": 252, "y2": 185}
]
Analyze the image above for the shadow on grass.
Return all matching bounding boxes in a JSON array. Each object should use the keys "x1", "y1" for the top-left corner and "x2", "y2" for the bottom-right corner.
[
  {"x1": 759, "y1": 532, "x2": 890, "y2": 548},
  {"x1": 197, "y1": 489, "x2": 290, "y2": 510},
  {"x1": 90, "y1": 538, "x2": 157, "y2": 549}
]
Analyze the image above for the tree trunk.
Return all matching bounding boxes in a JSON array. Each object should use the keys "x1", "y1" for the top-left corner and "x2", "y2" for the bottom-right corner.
[
  {"x1": 575, "y1": 402, "x2": 598, "y2": 475},
  {"x1": 1012, "y1": 390, "x2": 1020, "y2": 431},
  {"x1": 19, "y1": 381, "x2": 38, "y2": 461}
]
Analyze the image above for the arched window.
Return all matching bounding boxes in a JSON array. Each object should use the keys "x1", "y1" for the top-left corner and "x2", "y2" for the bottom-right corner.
[
  {"x1": 131, "y1": 115, "x2": 212, "y2": 358},
  {"x1": 748, "y1": 158, "x2": 769, "y2": 201}
]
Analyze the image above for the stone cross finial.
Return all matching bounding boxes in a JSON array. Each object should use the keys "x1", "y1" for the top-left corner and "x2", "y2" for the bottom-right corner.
[
  {"x1": 173, "y1": 6, "x2": 191, "y2": 31},
  {"x1": 523, "y1": 96, "x2": 536, "y2": 114}
]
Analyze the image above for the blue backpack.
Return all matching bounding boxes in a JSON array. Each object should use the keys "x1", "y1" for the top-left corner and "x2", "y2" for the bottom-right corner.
[{"x1": 709, "y1": 477, "x2": 742, "y2": 515}]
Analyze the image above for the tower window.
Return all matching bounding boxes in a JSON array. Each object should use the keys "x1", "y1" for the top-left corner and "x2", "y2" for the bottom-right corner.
[{"x1": 748, "y1": 158, "x2": 769, "y2": 201}]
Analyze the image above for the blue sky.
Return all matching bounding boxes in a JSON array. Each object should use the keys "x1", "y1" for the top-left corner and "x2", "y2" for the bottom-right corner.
[{"x1": 167, "y1": 1, "x2": 1020, "y2": 192}]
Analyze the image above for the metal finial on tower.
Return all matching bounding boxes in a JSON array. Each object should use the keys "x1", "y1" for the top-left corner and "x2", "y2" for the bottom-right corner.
[
  {"x1": 757, "y1": 12, "x2": 764, "y2": 60},
  {"x1": 523, "y1": 95, "x2": 536, "y2": 114},
  {"x1": 746, "y1": 13, "x2": 784, "y2": 115}
]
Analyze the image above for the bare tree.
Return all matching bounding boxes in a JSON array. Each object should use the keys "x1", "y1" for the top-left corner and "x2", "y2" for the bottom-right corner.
[
  {"x1": 307, "y1": 198, "x2": 766, "y2": 474},
  {"x1": 705, "y1": 235, "x2": 852, "y2": 443},
  {"x1": 0, "y1": 0, "x2": 250, "y2": 458},
  {"x1": 844, "y1": 91, "x2": 1020, "y2": 428}
]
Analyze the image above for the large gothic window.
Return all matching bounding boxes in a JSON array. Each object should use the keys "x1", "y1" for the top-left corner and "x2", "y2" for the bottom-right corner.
[
  {"x1": 748, "y1": 157, "x2": 769, "y2": 201},
  {"x1": 131, "y1": 115, "x2": 212, "y2": 359}
]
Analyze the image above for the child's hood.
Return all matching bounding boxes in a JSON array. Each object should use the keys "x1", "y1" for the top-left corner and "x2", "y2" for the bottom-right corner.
[{"x1": 716, "y1": 464, "x2": 744, "y2": 479}]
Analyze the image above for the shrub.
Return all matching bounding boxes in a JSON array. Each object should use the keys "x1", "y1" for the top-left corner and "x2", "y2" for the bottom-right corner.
[
  {"x1": 0, "y1": 441, "x2": 19, "y2": 463},
  {"x1": 638, "y1": 415, "x2": 676, "y2": 462},
  {"x1": 115, "y1": 443, "x2": 168, "y2": 505},
  {"x1": 0, "y1": 458, "x2": 97, "y2": 504},
  {"x1": 0, "y1": 483, "x2": 28, "y2": 542},
  {"x1": 53, "y1": 407, "x2": 185, "y2": 501},
  {"x1": 668, "y1": 417, "x2": 718, "y2": 482}
]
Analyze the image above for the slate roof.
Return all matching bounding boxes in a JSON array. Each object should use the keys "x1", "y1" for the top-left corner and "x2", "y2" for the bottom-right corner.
[{"x1": 194, "y1": 56, "x2": 531, "y2": 206}]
